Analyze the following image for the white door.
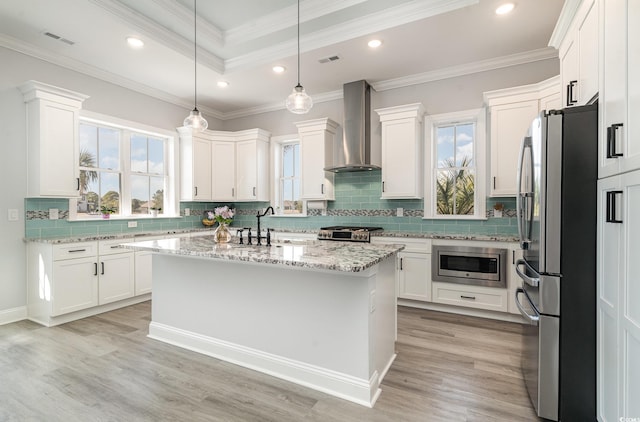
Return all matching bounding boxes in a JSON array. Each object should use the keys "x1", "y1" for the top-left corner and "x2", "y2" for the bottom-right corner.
[
  {"x1": 300, "y1": 132, "x2": 327, "y2": 199},
  {"x1": 99, "y1": 253, "x2": 135, "y2": 305},
  {"x1": 193, "y1": 137, "x2": 212, "y2": 200},
  {"x1": 134, "y1": 251, "x2": 153, "y2": 295},
  {"x1": 623, "y1": 0, "x2": 640, "y2": 174},
  {"x1": 212, "y1": 141, "x2": 236, "y2": 200},
  {"x1": 236, "y1": 140, "x2": 257, "y2": 200},
  {"x1": 381, "y1": 119, "x2": 420, "y2": 199},
  {"x1": 560, "y1": 36, "x2": 579, "y2": 108},
  {"x1": 51, "y1": 257, "x2": 98, "y2": 316},
  {"x1": 577, "y1": 0, "x2": 598, "y2": 105}
]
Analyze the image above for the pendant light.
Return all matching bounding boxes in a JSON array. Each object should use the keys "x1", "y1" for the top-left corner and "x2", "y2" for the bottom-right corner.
[
  {"x1": 184, "y1": 0, "x2": 208, "y2": 131},
  {"x1": 285, "y1": 0, "x2": 313, "y2": 114}
]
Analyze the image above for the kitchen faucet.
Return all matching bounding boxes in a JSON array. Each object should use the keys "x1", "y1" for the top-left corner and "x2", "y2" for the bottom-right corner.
[{"x1": 256, "y1": 206, "x2": 274, "y2": 246}]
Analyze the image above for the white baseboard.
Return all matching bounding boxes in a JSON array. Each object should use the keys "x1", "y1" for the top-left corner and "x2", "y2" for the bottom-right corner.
[
  {"x1": 398, "y1": 299, "x2": 527, "y2": 324},
  {"x1": 148, "y1": 321, "x2": 380, "y2": 407},
  {"x1": 0, "y1": 306, "x2": 27, "y2": 325}
]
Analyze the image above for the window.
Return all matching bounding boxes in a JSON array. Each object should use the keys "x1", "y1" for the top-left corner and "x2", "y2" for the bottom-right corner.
[
  {"x1": 72, "y1": 112, "x2": 176, "y2": 219},
  {"x1": 425, "y1": 109, "x2": 486, "y2": 219},
  {"x1": 271, "y1": 135, "x2": 305, "y2": 216}
]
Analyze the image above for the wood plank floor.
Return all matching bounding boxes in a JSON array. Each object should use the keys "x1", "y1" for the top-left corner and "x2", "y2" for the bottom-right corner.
[{"x1": 0, "y1": 302, "x2": 540, "y2": 421}]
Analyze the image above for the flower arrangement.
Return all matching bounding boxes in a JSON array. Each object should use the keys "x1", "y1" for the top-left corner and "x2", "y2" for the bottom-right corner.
[{"x1": 203, "y1": 206, "x2": 235, "y2": 227}]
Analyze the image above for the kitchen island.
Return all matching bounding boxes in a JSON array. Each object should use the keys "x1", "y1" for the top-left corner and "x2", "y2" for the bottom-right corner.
[{"x1": 121, "y1": 236, "x2": 403, "y2": 407}]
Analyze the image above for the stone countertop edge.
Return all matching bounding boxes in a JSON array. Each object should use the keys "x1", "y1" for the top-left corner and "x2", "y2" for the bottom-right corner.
[
  {"x1": 24, "y1": 227, "x2": 518, "y2": 244},
  {"x1": 121, "y1": 238, "x2": 405, "y2": 273}
]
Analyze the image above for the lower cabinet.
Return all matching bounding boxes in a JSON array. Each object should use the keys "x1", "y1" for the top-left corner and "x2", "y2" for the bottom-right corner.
[
  {"x1": 134, "y1": 251, "x2": 153, "y2": 295},
  {"x1": 27, "y1": 238, "x2": 143, "y2": 326},
  {"x1": 397, "y1": 251, "x2": 431, "y2": 302},
  {"x1": 431, "y1": 282, "x2": 508, "y2": 312}
]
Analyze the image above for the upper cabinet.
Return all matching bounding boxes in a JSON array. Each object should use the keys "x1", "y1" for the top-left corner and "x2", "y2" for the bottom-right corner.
[
  {"x1": 19, "y1": 81, "x2": 88, "y2": 198},
  {"x1": 178, "y1": 127, "x2": 270, "y2": 202},
  {"x1": 599, "y1": 0, "x2": 640, "y2": 178},
  {"x1": 484, "y1": 76, "x2": 560, "y2": 197},
  {"x1": 552, "y1": 0, "x2": 599, "y2": 107},
  {"x1": 376, "y1": 103, "x2": 425, "y2": 199},
  {"x1": 296, "y1": 118, "x2": 338, "y2": 201}
]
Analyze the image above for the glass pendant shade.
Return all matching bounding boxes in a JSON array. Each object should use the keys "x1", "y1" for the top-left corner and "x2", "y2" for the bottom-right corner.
[
  {"x1": 184, "y1": 107, "x2": 208, "y2": 131},
  {"x1": 286, "y1": 84, "x2": 313, "y2": 114}
]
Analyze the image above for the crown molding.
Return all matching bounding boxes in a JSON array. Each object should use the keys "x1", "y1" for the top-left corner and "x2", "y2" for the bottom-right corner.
[
  {"x1": 150, "y1": 0, "x2": 224, "y2": 49},
  {"x1": 225, "y1": 0, "x2": 478, "y2": 73},
  {"x1": 225, "y1": 0, "x2": 366, "y2": 46},
  {"x1": 0, "y1": 33, "x2": 224, "y2": 120},
  {"x1": 88, "y1": 0, "x2": 225, "y2": 73},
  {"x1": 372, "y1": 47, "x2": 558, "y2": 92},
  {"x1": 548, "y1": 0, "x2": 582, "y2": 48}
]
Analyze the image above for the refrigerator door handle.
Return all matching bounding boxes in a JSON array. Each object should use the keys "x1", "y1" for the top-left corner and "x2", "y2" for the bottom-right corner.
[
  {"x1": 515, "y1": 288, "x2": 540, "y2": 326},
  {"x1": 516, "y1": 137, "x2": 533, "y2": 249},
  {"x1": 515, "y1": 259, "x2": 540, "y2": 287}
]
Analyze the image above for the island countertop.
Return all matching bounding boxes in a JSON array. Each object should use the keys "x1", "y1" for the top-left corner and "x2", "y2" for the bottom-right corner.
[{"x1": 121, "y1": 236, "x2": 404, "y2": 273}]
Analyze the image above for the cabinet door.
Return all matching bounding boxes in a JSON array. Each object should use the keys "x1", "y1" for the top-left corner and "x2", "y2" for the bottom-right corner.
[
  {"x1": 560, "y1": 36, "x2": 579, "y2": 108},
  {"x1": 624, "y1": 0, "x2": 640, "y2": 174},
  {"x1": 212, "y1": 141, "x2": 236, "y2": 201},
  {"x1": 578, "y1": 0, "x2": 598, "y2": 105},
  {"x1": 134, "y1": 251, "x2": 153, "y2": 295},
  {"x1": 51, "y1": 257, "x2": 98, "y2": 316},
  {"x1": 490, "y1": 100, "x2": 539, "y2": 196},
  {"x1": 600, "y1": 0, "x2": 626, "y2": 178},
  {"x1": 99, "y1": 252, "x2": 134, "y2": 305},
  {"x1": 381, "y1": 119, "x2": 422, "y2": 199},
  {"x1": 397, "y1": 252, "x2": 431, "y2": 301},
  {"x1": 236, "y1": 140, "x2": 257, "y2": 200},
  {"x1": 300, "y1": 132, "x2": 333, "y2": 200},
  {"x1": 192, "y1": 137, "x2": 212, "y2": 200}
]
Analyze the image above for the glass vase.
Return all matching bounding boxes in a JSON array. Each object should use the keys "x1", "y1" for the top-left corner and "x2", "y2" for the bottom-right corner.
[{"x1": 214, "y1": 222, "x2": 232, "y2": 243}]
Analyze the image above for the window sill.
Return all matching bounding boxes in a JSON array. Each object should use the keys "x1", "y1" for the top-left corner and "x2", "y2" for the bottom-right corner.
[
  {"x1": 68, "y1": 215, "x2": 180, "y2": 222},
  {"x1": 422, "y1": 215, "x2": 488, "y2": 221}
]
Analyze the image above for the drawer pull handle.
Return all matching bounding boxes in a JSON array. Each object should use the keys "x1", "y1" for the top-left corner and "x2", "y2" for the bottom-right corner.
[
  {"x1": 94, "y1": 263, "x2": 98, "y2": 276},
  {"x1": 68, "y1": 249, "x2": 86, "y2": 253},
  {"x1": 101, "y1": 262, "x2": 105, "y2": 275},
  {"x1": 110, "y1": 245, "x2": 120, "y2": 249},
  {"x1": 460, "y1": 295, "x2": 476, "y2": 300}
]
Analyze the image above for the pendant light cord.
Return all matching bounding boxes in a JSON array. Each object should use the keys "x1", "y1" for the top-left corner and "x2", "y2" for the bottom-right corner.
[
  {"x1": 194, "y1": 0, "x2": 198, "y2": 109},
  {"x1": 296, "y1": 0, "x2": 300, "y2": 86}
]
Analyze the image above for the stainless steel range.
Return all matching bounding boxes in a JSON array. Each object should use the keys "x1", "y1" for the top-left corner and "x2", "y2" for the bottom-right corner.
[{"x1": 317, "y1": 226, "x2": 382, "y2": 242}]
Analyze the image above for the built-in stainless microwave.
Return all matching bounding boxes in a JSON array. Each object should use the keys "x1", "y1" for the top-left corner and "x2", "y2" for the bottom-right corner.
[{"x1": 432, "y1": 245, "x2": 507, "y2": 288}]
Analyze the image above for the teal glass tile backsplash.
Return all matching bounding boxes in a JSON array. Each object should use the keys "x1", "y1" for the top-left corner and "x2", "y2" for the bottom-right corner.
[{"x1": 24, "y1": 170, "x2": 518, "y2": 238}]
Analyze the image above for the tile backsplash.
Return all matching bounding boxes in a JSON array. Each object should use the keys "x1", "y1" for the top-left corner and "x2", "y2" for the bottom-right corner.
[{"x1": 25, "y1": 170, "x2": 517, "y2": 239}]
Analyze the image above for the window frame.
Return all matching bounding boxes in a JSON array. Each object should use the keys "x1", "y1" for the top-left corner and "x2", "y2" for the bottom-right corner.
[
  {"x1": 69, "y1": 111, "x2": 178, "y2": 220},
  {"x1": 270, "y1": 134, "x2": 307, "y2": 217},
  {"x1": 424, "y1": 108, "x2": 487, "y2": 220}
]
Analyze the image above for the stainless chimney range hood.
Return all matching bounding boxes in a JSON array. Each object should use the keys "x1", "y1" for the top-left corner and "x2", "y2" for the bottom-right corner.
[{"x1": 324, "y1": 80, "x2": 381, "y2": 172}]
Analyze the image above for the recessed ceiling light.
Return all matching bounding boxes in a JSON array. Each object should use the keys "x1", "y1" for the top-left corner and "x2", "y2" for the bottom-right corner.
[
  {"x1": 273, "y1": 65, "x2": 286, "y2": 73},
  {"x1": 217, "y1": 81, "x2": 229, "y2": 88},
  {"x1": 368, "y1": 39, "x2": 382, "y2": 48},
  {"x1": 126, "y1": 37, "x2": 144, "y2": 49},
  {"x1": 495, "y1": 3, "x2": 515, "y2": 15}
]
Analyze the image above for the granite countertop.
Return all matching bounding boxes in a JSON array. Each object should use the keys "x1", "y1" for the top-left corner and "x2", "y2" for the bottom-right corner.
[
  {"x1": 120, "y1": 236, "x2": 404, "y2": 273},
  {"x1": 25, "y1": 227, "x2": 518, "y2": 244}
]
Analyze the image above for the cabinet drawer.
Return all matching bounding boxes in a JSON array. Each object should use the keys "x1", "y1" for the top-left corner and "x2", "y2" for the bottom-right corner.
[
  {"x1": 99, "y1": 238, "x2": 134, "y2": 255},
  {"x1": 432, "y1": 282, "x2": 508, "y2": 312},
  {"x1": 53, "y1": 241, "x2": 97, "y2": 261}
]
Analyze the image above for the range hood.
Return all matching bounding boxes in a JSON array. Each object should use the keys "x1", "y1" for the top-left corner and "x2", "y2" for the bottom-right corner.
[{"x1": 324, "y1": 80, "x2": 381, "y2": 172}]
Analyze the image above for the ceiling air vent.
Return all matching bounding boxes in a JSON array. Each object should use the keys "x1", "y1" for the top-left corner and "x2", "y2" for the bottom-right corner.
[
  {"x1": 318, "y1": 55, "x2": 340, "y2": 64},
  {"x1": 44, "y1": 31, "x2": 75, "y2": 45}
]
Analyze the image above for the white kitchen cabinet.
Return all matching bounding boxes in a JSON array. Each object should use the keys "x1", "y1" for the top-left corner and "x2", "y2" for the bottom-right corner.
[
  {"x1": 397, "y1": 251, "x2": 431, "y2": 302},
  {"x1": 296, "y1": 118, "x2": 337, "y2": 200},
  {"x1": 179, "y1": 128, "x2": 270, "y2": 202},
  {"x1": 19, "y1": 81, "x2": 88, "y2": 197},
  {"x1": 211, "y1": 139, "x2": 235, "y2": 201},
  {"x1": 431, "y1": 282, "x2": 508, "y2": 313},
  {"x1": 134, "y1": 251, "x2": 153, "y2": 295},
  {"x1": 376, "y1": 103, "x2": 424, "y2": 199},
  {"x1": 27, "y1": 238, "x2": 141, "y2": 326},
  {"x1": 178, "y1": 127, "x2": 212, "y2": 201},
  {"x1": 234, "y1": 129, "x2": 270, "y2": 202},
  {"x1": 597, "y1": 170, "x2": 640, "y2": 421},
  {"x1": 484, "y1": 77, "x2": 560, "y2": 196},
  {"x1": 554, "y1": 0, "x2": 598, "y2": 107}
]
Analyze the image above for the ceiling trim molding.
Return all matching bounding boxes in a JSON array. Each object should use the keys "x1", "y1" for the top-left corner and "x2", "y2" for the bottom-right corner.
[
  {"x1": 150, "y1": 0, "x2": 224, "y2": 49},
  {"x1": 87, "y1": 0, "x2": 225, "y2": 73},
  {"x1": 372, "y1": 47, "x2": 559, "y2": 92},
  {"x1": 0, "y1": 34, "x2": 225, "y2": 120},
  {"x1": 224, "y1": 0, "x2": 478, "y2": 73},
  {"x1": 225, "y1": 0, "x2": 367, "y2": 46},
  {"x1": 548, "y1": 0, "x2": 582, "y2": 48}
]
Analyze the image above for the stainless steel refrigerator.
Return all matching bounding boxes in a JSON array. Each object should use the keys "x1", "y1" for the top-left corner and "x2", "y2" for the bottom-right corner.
[{"x1": 514, "y1": 104, "x2": 597, "y2": 421}]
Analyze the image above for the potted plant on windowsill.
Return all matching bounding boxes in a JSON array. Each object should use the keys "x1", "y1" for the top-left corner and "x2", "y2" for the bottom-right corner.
[
  {"x1": 100, "y1": 206, "x2": 116, "y2": 219},
  {"x1": 150, "y1": 207, "x2": 162, "y2": 217}
]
